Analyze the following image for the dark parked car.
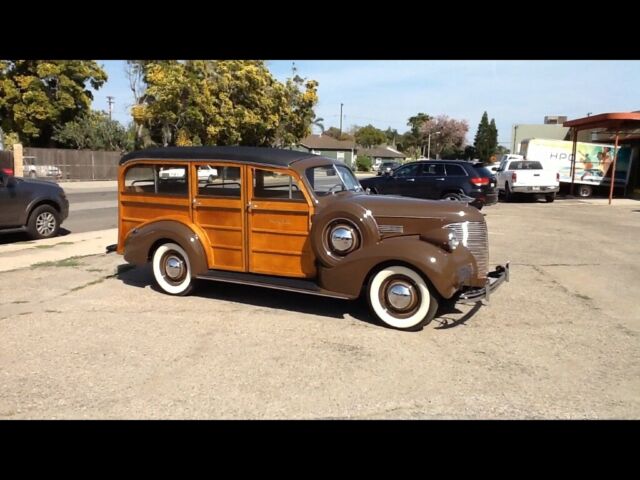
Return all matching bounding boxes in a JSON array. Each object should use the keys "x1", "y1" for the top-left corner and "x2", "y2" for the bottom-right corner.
[
  {"x1": 360, "y1": 160, "x2": 498, "y2": 207},
  {"x1": 0, "y1": 172, "x2": 69, "y2": 239}
]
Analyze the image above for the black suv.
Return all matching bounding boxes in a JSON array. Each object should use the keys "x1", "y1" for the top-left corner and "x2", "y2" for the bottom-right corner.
[
  {"x1": 0, "y1": 172, "x2": 69, "y2": 239},
  {"x1": 360, "y1": 160, "x2": 498, "y2": 207}
]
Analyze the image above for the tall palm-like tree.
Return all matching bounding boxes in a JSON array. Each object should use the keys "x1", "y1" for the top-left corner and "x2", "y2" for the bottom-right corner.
[{"x1": 312, "y1": 116, "x2": 325, "y2": 134}]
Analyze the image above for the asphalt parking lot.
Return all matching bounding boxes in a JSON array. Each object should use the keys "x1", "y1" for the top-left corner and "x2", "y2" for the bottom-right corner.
[{"x1": 1, "y1": 197, "x2": 639, "y2": 419}]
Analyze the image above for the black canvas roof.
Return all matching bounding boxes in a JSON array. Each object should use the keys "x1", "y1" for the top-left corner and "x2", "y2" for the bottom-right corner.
[{"x1": 119, "y1": 146, "x2": 319, "y2": 167}]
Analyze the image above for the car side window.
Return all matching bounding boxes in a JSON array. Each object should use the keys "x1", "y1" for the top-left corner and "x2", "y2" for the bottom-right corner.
[
  {"x1": 421, "y1": 163, "x2": 445, "y2": 176},
  {"x1": 444, "y1": 164, "x2": 467, "y2": 176},
  {"x1": 253, "y1": 169, "x2": 305, "y2": 201},
  {"x1": 124, "y1": 165, "x2": 188, "y2": 196},
  {"x1": 395, "y1": 164, "x2": 420, "y2": 177},
  {"x1": 197, "y1": 165, "x2": 241, "y2": 198}
]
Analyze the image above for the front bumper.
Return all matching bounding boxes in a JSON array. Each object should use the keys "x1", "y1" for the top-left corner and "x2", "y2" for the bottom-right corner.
[{"x1": 458, "y1": 262, "x2": 510, "y2": 303}]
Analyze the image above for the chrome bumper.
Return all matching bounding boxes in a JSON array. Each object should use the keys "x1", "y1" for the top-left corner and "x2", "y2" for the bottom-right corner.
[{"x1": 458, "y1": 262, "x2": 510, "y2": 304}]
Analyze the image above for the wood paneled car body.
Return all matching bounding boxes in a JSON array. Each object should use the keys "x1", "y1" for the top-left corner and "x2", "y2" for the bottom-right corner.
[{"x1": 116, "y1": 147, "x2": 508, "y2": 331}]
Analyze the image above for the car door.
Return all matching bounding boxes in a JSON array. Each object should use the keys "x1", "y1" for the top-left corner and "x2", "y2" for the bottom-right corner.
[
  {"x1": 415, "y1": 163, "x2": 446, "y2": 199},
  {"x1": 191, "y1": 163, "x2": 247, "y2": 271},
  {"x1": 0, "y1": 175, "x2": 22, "y2": 227},
  {"x1": 389, "y1": 163, "x2": 422, "y2": 196},
  {"x1": 246, "y1": 167, "x2": 316, "y2": 278},
  {"x1": 443, "y1": 164, "x2": 468, "y2": 196}
]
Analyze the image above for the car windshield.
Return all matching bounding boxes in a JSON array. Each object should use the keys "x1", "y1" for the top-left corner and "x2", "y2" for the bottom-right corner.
[{"x1": 306, "y1": 165, "x2": 363, "y2": 196}]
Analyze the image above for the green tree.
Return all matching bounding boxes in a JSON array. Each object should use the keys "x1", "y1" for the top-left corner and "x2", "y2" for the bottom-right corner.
[
  {"x1": 132, "y1": 60, "x2": 319, "y2": 147},
  {"x1": 354, "y1": 124, "x2": 387, "y2": 147},
  {"x1": 384, "y1": 127, "x2": 399, "y2": 146},
  {"x1": 52, "y1": 110, "x2": 132, "y2": 151},
  {"x1": 473, "y1": 111, "x2": 498, "y2": 162},
  {"x1": 323, "y1": 126, "x2": 353, "y2": 141},
  {"x1": 0, "y1": 60, "x2": 107, "y2": 147}
]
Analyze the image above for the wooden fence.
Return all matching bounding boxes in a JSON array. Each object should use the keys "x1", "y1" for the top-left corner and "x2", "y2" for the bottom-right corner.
[{"x1": 23, "y1": 148, "x2": 122, "y2": 180}]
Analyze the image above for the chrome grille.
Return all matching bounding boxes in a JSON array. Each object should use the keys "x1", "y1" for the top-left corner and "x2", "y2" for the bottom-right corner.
[
  {"x1": 445, "y1": 221, "x2": 489, "y2": 276},
  {"x1": 378, "y1": 224, "x2": 404, "y2": 234}
]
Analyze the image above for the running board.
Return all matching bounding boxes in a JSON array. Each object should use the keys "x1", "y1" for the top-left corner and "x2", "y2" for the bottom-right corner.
[{"x1": 196, "y1": 270, "x2": 354, "y2": 300}]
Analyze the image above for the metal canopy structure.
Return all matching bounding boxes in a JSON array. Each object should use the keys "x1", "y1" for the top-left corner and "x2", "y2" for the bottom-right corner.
[{"x1": 564, "y1": 112, "x2": 640, "y2": 204}]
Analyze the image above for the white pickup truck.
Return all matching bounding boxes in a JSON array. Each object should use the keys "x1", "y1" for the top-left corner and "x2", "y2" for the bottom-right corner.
[{"x1": 496, "y1": 159, "x2": 559, "y2": 202}]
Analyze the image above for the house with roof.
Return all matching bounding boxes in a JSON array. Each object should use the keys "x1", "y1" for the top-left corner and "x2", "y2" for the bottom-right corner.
[{"x1": 298, "y1": 134, "x2": 357, "y2": 168}]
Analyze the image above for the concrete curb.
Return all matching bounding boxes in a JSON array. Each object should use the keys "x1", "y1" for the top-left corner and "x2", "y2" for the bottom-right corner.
[{"x1": 0, "y1": 228, "x2": 118, "y2": 272}]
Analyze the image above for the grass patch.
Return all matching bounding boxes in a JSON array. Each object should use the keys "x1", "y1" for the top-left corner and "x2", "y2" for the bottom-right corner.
[
  {"x1": 34, "y1": 244, "x2": 55, "y2": 249},
  {"x1": 45, "y1": 309, "x2": 62, "y2": 313},
  {"x1": 32, "y1": 256, "x2": 88, "y2": 268},
  {"x1": 56, "y1": 241, "x2": 74, "y2": 245},
  {"x1": 68, "y1": 277, "x2": 106, "y2": 293},
  {"x1": 86, "y1": 268, "x2": 105, "y2": 273},
  {"x1": 11, "y1": 300, "x2": 29, "y2": 304}
]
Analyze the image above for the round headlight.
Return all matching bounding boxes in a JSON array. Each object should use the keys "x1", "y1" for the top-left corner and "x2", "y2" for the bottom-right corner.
[{"x1": 448, "y1": 231, "x2": 460, "y2": 250}]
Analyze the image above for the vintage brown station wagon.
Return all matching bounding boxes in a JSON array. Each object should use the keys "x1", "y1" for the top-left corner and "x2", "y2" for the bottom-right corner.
[{"x1": 115, "y1": 146, "x2": 509, "y2": 331}]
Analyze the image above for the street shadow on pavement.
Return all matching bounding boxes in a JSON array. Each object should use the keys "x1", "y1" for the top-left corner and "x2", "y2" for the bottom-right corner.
[
  {"x1": 115, "y1": 263, "x2": 379, "y2": 328},
  {"x1": 0, "y1": 228, "x2": 71, "y2": 246}
]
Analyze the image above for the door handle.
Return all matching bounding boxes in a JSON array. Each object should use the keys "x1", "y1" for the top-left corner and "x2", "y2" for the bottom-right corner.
[
  {"x1": 406, "y1": 178, "x2": 415, "y2": 182},
  {"x1": 436, "y1": 178, "x2": 445, "y2": 181},
  {"x1": 192, "y1": 199, "x2": 201, "y2": 206}
]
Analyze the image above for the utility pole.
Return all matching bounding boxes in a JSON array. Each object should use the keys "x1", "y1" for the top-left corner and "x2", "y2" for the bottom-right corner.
[
  {"x1": 106, "y1": 96, "x2": 115, "y2": 120},
  {"x1": 339, "y1": 103, "x2": 344, "y2": 136}
]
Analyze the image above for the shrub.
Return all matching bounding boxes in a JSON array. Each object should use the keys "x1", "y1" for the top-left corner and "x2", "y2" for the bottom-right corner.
[{"x1": 356, "y1": 155, "x2": 372, "y2": 172}]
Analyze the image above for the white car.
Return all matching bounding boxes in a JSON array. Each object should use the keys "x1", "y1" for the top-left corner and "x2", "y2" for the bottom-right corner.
[{"x1": 159, "y1": 165, "x2": 218, "y2": 182}]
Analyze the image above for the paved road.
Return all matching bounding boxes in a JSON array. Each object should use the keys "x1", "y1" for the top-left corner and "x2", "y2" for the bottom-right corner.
[
  {"x1": 65, "y1": 190, "x2": 117, "y2": 234},
  {"x1": 1, "y1": 199, "x2": 639, "y2": 419}
]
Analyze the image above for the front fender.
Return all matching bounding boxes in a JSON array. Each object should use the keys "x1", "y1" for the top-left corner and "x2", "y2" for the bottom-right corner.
[
  {"x1": 123, "y1": 220, "x2": 209, "y2": 276},
  {"x1": 318, "y1": 235, "x2": 479, "y2": 300}
]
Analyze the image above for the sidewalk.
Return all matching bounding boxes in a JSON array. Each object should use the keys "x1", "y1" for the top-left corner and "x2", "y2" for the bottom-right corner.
[
  {"x1": 59, "y1": 180, "x2": 118, "y2": 192},
  {"x1": 0, "y1": 228, "x2": 117, "y2": 272}
]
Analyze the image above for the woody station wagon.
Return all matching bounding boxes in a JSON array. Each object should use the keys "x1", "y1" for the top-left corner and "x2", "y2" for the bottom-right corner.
[{"x1": 115, "y1": 146, "x2": 509, "y2": 331}]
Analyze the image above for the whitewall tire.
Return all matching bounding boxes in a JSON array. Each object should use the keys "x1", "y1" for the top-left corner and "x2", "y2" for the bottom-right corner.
[
  {"x1": 367, "y1": 265, "x2": 438, "y2": 331},
  {"x1": 152, "y1": 242, "x2": 194, "y2": 296}
]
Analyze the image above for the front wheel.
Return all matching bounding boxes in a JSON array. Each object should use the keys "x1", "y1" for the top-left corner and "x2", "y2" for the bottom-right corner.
[
  {"x1": 27, "y1": 205, "x2": 60, "y2": 239},
  {"x1": 367, "y1": 265, "x2": 438, "y2": 331},
  {"x1": 152, "y1": 242, "x2": 194, "y2": 296}
]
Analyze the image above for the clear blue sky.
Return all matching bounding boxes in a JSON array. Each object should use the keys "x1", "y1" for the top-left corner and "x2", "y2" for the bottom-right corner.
[{"x1": 93, "y1": 60, "x2": 640, "y2": 147}]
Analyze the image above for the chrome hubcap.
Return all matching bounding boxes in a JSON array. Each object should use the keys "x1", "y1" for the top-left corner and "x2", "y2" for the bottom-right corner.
[
  {"x1": 36, "y1": 212, "x2": 56, "y2": 236},
  {"x1": 165, "y1": 255, "x2": 185, "y2": 280},
  {"x1": 386, "y1": 281, "x2": 415, "y2": 312}
]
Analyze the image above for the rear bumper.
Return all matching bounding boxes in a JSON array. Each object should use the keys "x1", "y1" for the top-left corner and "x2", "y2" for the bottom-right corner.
[
  {"x1": 458, "y1": 262, "x2": 510, "y2": 303},
  {"x1": 511, "y1": 186, "x2": 559, "y2": 193}
]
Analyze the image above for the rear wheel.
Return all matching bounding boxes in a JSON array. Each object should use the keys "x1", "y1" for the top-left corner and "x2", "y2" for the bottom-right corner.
[
  {"x1": 27, "y1": 205, "x2": 60, "y2": 239},
  {"x1": 152, "y1": 242, "x2": 194, "y2": 296},
  {"x1": 577, "y1": 185, "x2": 592, "y2": 198},
  {"x1": 545, "y1": 193, "x2": 556, "y2": 203},
  {"x1": 29, "y1": 171, "x2": 36, "y2": 178},
  {"x1": 367, "y1": 265, "x2": 438, "y2": 331},
  {"x1": 504, "y1": 182, "x2": 513, "y2": 202},
  {"x1": 442, "y1": 192, "x2": 462, "y2": 201}
]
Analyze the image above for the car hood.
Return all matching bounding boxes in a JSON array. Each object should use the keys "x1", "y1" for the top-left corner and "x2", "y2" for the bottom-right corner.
[
  {"x1": 14, "y1": 177, "x2": 64, "y2": 193},
  {"x1": 318, "y1": 192, "x2": 483, "y2": 224}
]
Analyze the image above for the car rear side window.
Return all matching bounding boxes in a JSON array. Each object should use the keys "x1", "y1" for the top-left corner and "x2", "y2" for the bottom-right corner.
[
  {"x1": 444, "y1": 164, "x2": 467, "y2": 176},
  {"x1": 124, "y1": 164, "x2": 188, "y2": 196}
]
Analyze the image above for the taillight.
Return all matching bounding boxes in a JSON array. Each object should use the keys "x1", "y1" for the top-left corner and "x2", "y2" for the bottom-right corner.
[
  {"x1": 1, "y1": 168, "x2": 13, "y2": 176},
  {"x1": 470, "y1": 177, "x2": 490, "y2": 186},
  {"x1": 512, "y1": 172, "x2": 517, "y2": 183}
]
